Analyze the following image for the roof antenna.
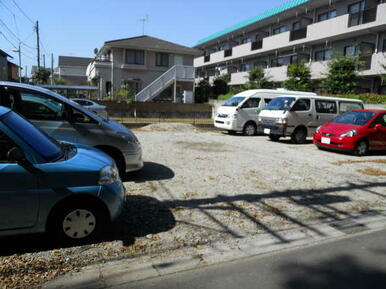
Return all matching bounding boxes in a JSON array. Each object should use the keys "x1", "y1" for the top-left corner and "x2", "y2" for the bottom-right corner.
[{"x1": 139, "y1": 14, "x2": 149, "y2": 35}]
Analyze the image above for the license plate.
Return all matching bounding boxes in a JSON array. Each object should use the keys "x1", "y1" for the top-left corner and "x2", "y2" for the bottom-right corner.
[
  {"x1": 321, "y1": 137, "x2": 331, "y2": 144},
  {"x1": 264, "y1": 128, "x2": 271, "y2": 135}
]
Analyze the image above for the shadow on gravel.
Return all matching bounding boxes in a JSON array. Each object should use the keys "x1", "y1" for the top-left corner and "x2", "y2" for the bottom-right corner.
[
  {"x1": 0, "y1": 196, "x2": 175, "y2": 257},
  {"x1": 282, "y1": 255, "x2": 386, "y2": 289},
  {"x1": 122, "y1": 162, "x2": 175, "y2": 183}
]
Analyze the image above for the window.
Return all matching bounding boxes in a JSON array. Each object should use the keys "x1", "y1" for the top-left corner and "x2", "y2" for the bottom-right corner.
[
  {"x1": 314, "y1": 50, "x2": 333, "y2": 61},
  {"x1": 370, "y1": 114, "x2": 386, "y2": 127},
  {"x1": 68, "y1": 107, "x2": 96, "y2": 124},
  {"x1": 318, "y1": 10, "x2": 337, "y2": 22},
  {"x1": 348, "y1": 1, "x2": 365, "y2": 14},
  {"x1": 242, "y1": 98, "x2": 261, "y2": 108},
  {"x1": 344, "y1": 45, "x2": 358, "y2": 57},
  {"x1": 0, "y1": 130, "x2": 17, "y2": 163},
  {"x1": 273, "y1": 25, "x2": 287, "y2": 35},
  {"x1": 315, "y1": 100, "x2": 337, "y2": 114},
  {"x1": 241, "y1": 37, "x2": 252, "y2": 44},
  {"x1": 125, "y1": 49, "x2": 145, "y2": 65},
  {"x1": 156, "y1": 53, "x2": 169, "y2": 67},
  {"x1": 292, "y1": 21, "x2": 301, "y2": 30},
  {"x1": 240, "y1": 63, "x2": 253, "y2": 72},
  {"x1": 292, "y1": 99, "x2": 311, "y2": 111},
  {"x1": 19, "y1": 92, "x2": 66, "y2": 121},
  {"x1": 339, "y1": 102, "x2": 363, "y2": 113},
  {"x1": 263, "y1": 98, "x2": 273, "y2": 107}
]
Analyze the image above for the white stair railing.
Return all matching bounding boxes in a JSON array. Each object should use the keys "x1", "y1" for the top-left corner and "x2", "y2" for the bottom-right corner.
[{"x1": 135, "y1": 65, "x2": 195, "y2": 102}]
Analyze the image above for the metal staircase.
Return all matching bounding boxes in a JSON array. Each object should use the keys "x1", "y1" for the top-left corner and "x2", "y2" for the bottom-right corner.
[{"x1": 135, "y1": 65, "x2": 195, "y2": 102}]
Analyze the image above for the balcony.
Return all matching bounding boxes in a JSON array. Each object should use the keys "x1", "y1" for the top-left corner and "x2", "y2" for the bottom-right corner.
[
  {"x1": 289, "y1": 27, "x2": 307, "y2": 41},
  {"x1": 194, "y1": 3, "x2": 386, "y2": 68},
  {"x1": 348, "y1": 7, "x2": 377, "y2": 27}
]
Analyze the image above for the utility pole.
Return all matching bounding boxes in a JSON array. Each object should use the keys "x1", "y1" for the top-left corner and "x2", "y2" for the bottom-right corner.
[
  {"x1": 12, "y1": 43, "x2": 22, "y2": 83},
  {"x1": 43, "y1": 54, "x2": 45, "y2": 68},
  {"x1": 51, "y1": 53, "x2": 54, "y2": 84},
  {"x1": 35, "y1": 21, "x2": 40, "y2": 68}
]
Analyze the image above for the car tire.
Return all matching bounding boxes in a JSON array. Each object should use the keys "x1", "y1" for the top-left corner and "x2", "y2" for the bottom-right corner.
[
  {"x1": 48, "y1": 200, "x2": 109, "y2": 244},
  {"x1": 291, "y1": 127, "x2": 307, "y2": 144},
  {"x1": 269, "y1": 135, "x2": 280, "y2": 142},
  {"x1": 243, "y1": 122, "x2": 257, "y2": 136},
  {"x1": 354, "y1": 140, "x2": 368, "y2": 156}
]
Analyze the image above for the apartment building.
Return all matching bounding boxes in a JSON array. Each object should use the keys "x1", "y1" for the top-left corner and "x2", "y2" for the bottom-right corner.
[
  {"x1": 87, "y1": 35, "x2": 201, "y2": 102},
  {"x1": 54, "y1": 56, "x2": 93, "y2": 85},
  {"x1": 194, "y1": 0, "x2": 386, "y2": 94}
]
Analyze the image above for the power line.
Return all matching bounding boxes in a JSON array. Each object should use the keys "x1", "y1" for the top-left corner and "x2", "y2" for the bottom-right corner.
[
  {"x1": 0, "y1": 0, "x2": 15, "y2": 16},
  {"x1": 10, "y1": 0, "x2": 34, "y2": 24},
  {"x1": 0, "y1": 18, "x2": 35, "y2": 52},
  {"x1": 0, "y1": 31, "x2": 17, "y2": 48}
]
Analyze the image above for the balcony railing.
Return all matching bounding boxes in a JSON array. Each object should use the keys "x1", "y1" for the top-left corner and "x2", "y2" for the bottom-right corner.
[
  {"x1": 204, "y1": 55, "x2": 210, "y2": 63},
  {"x1": 290, "y1": 27, "x2": 308, "y2": 41},
  {"x1": 224, "y1": 48, "x2": 233, "y2": 57},
  {"x1": 251, "y1": 40, "x2": 263, "y2": 51},
  {"x1": 348, "y1": 7, "x2": 377, "y2": 27}
]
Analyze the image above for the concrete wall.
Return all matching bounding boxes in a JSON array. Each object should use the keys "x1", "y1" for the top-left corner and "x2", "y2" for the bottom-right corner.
[{"x1": 0, "y1": 56, "x2": 8, "y2": 81}]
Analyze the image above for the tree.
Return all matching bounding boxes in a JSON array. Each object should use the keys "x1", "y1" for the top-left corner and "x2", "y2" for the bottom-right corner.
[
  {"x1": 194, "y1": 78, "x2": 211, "y2": 103},
  {"x1": 212, "y1": 74, "x2": 230, "y2": 97},
  {"x1": 245, "y1": 66, "x2": 273, "y2": 89},
  {"x1": 32, "y1": 67, "x2": 51, "y2": 84},
  {"x1": 321, "y1": 56, "x2": 360, "y2": 94},
  {"x1": 283, "y1": 62, "x2": 312, "y2": 91}
]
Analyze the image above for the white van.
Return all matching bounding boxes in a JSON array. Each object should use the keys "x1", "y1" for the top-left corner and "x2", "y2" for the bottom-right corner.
[
  {"x1": 214, "y1": 89, "x2": 316, "y2": 136},
  {"x1": 258, "y1": 95, "x2": 364, "y2": 143}
]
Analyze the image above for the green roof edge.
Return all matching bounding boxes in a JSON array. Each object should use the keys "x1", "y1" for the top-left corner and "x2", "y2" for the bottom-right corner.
[{"x1": 196, "y1": 0, "x2": 311, "y2": 46}]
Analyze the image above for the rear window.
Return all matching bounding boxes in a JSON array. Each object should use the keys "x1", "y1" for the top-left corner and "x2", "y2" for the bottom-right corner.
[{"x1": 339, "y1": 102, "x2": 363, "y2": 113}]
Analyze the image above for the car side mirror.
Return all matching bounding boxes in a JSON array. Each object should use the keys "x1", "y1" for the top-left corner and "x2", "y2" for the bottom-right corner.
[
  {"x1": 7, "y1": 147, "x2": 26, "y2": 163},
  {"x1": 375, "y1": 124, "x2": 382, "y2": 131}
]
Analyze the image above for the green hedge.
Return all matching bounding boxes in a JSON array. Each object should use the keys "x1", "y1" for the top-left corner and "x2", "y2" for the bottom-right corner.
[
  {"x1": 325, "y1": 93, "x2": 386, "y2": 104},
  {"x1": 218, "y1": 93, "x2": 234, "y2": 100}
]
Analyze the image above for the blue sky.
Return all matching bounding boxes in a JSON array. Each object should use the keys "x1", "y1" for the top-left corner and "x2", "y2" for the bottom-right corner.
[{"x1": 0, "y1": 0, "x2": 286, "y2": 75}]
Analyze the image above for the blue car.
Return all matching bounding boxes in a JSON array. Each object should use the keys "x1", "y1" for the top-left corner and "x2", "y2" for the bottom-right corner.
[{"x1": 0, "y1": 106, "x2": 124, "y2": 242}]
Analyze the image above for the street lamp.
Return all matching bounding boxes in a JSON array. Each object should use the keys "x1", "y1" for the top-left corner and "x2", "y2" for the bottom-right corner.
[{"x1": 11, "y1": 43, "x2": 22, "y2": 83}]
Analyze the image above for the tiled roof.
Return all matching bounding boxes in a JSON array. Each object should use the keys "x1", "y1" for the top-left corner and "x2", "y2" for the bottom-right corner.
[
  {"x1": 58, "y1": 56, "x2": 93, "y2": 67},
  {"x1": 196, "y1": 0, "x2": 311, "y2": 46},
  {"x1": 104, "y1": 35, "x2": 201, "y2": 56}
]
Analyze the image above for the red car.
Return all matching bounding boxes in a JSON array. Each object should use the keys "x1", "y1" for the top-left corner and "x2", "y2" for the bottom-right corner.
[{"x1": 313, "y1": 110, "x2": 386, "y2": 156}]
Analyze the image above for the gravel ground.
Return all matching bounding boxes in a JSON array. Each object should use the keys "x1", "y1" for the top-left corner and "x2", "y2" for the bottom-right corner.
[{"x1": 1, "y1": 123, "x2": 386, "y2": 289}]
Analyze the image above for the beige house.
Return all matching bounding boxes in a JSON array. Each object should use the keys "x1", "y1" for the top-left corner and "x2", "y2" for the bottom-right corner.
[
  {"x1": 87, "y1": 35, "x2": 201, "y2": 102},
  {"x1": 54, "y1": 56, "x2": 93, "y2": 85}
]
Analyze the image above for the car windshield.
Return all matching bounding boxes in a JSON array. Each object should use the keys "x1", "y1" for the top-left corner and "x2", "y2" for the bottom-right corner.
[
  {"x1": 1, "y1": 110, "x2": 64, "y2": 161},
  {"x1": 333, "y1": 111, "x2": 376, "y2": 126},
  {"x1": 223, "y1": 97, "x2": 246, "y2": 107},
  {"x1": 265, "y1": 97, "x2": 296, "y2": 111}
]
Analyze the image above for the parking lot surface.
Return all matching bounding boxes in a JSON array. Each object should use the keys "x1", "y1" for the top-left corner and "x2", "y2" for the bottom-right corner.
[{"x1": 1, "y1": 123, "x2": 386, "y2": 289}]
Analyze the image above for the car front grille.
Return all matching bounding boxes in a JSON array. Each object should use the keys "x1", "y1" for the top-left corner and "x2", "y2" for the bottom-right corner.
[{"x1": 217, "y1": 114, "x2": 229, "y2": 118}]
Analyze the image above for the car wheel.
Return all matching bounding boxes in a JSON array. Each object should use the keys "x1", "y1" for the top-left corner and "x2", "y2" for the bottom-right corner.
[
  {"x1": 243, "y1": 123, "x2": 257, "y2": 136},
  {"x1": 354, "y1": 140, "x2": 368, "y2": 156},
  {"x1": 291, "y1": 128, "x2": 307, "y2": 144},
  {"x1": 269, "y1": 135, "x2": 280, "y2": 142},
  {"x1": 48, "y1": 201, "x2": 109, "y2": 244}
]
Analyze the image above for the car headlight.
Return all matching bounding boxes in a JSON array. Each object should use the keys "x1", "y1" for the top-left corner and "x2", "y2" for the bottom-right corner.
[
  {"x1": 275, "y1": 118, "x2": 287, "y2": 126},
  {"x1": 316, "y1": 126, "x2": 321, "y2": 133},
  {"x1": 117, "y1": 132, "x2": 140, "y2": 144},
  {"x1": 99, "y1": 165, "x2": 120, "y2": 185},
  {"x1": 231, "y1": 114, "x2": 238, "y2": 119},
  {"x1": 341, "y1": 130, "x2": 357, "y2": 137}
]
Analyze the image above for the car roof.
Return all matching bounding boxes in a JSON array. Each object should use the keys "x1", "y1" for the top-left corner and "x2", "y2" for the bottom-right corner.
[
  {"x1": 0, "y1": 106, "x2": 11, "y2": 117},
  {"x1": 0, "y1": 81, "x2": 102, "y2": 120},
  {"x1": 236, "y1": 89, "x2": 316, "y2": 97}
]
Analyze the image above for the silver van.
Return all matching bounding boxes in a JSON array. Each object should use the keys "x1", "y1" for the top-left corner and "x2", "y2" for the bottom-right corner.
[
  {"x1": 214, "y1": 89, "x2": 316, "y2": 135},
  {"x1": 258, "y1": 95, "x2": 364, "y2": 143},
  {"x1": 0, "y1": 82, "x2": 143, "y2": 174}
]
